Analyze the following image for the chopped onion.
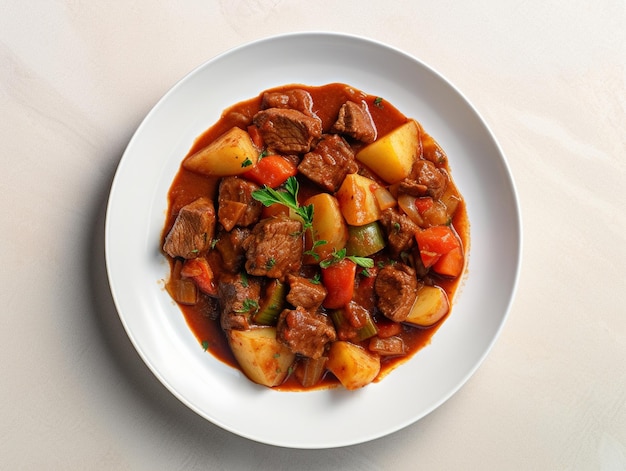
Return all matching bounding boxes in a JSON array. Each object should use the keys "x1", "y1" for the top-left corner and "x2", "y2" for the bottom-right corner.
[{"x1": 373, "y1": 187, "x2": 397, "y2": 211}]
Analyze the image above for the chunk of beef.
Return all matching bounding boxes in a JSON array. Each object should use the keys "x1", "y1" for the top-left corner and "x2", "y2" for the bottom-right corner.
[
  {"x1": 252, "y1": 108, "x2": 322, "y2": 154},
  {"x1": 379, "y1": 208, "x2": 419, "y2": 258},
  {"x1": 214, "y1": 227, "x2": 250, "y2": 273},
  {"x1": 276, "y1": 307, "x2": 336, "y2": 359},
  {"x1": 297, "y1": 134, "x2": 358, "y2": 192},
  {"x1": 261, "y1": 89, "x2": 315, "y2": 117},
  {"x1": 331, "y1": 100, "x2": 377, "y2": 143},
  {"x1": 375, "y1": 263, "x2": 418, "y2": 322},
  {"x1": 217, "y1": 273, "x2": 261, "y2": 331},
  {"x1": 217, "y1": 176, "x2": 262, "y2": 231},
  {"x1": 286, "y1": 274, "x2": 327, "y2": 309},
  {"x1": 407, "y1": 160, "x2": 448, "y2": 199},
  {"x1": 163, "y1": 197, "x2": 216, "y2": 259},
  {"x1": 243, "y1": 216, "x2": 303, "y2": 279}
]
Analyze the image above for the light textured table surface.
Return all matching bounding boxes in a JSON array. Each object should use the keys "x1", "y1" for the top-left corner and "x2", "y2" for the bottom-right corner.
[{"x1": 2, "y1": 1, "x2": 625, "y2": 469}]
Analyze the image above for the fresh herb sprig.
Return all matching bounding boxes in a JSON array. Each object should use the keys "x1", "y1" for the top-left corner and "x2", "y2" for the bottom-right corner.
[
  {"x1": 251, "y1": 176, "x2": 313, "y2": 231},
  {"x1": 319, "y1": 248, "x2": 374, "y2": 269}
]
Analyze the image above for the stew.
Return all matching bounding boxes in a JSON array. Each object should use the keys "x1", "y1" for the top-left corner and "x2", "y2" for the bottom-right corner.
[{"x1": 161, "y1": 83, "x2": 469, "y2": 391}]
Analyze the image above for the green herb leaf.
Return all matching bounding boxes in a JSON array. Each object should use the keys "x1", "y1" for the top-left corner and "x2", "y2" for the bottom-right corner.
[
  {"x1": 374, "y1": 96, "x2": 384, "y2": 108},
  {"x1": 303, "y1": 239, "x2": 327, "y2": 260},
  {"x1": 236, "y1": 298, "x2": 259, "y2": 314},
  {"x1": 241, "y1": 157, "x2": 253, "y2": 168},
  {"x1": 201, "y1": 340, "x2": 210, "y2": 351},
  {"x1": 310, "y1": 273, "x2": 321, "y2": 285},
  {"x1": 319, "y1": 248, "x2": 374, "y2": 269},
  {"x1": 251, "y1": 176, "x2": 313, "y2": 230}
]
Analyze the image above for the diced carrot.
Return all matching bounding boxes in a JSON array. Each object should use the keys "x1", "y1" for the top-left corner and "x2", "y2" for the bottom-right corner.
[
  {"x1": 244, "y1": 155, "x2": 298, "y2": 188},
  {"x1": 432, "y1": 246, "x2": 464, "y2": 277},
  {"x1": 415, "y1": 225, "x2": 461, "y2": 255},
  {"x1": 419, "y1": 250, "x2": 441, "y2": 268},
  {"x1": 321, "y1": 259, "x2": 356, "y2": 309},
  {"x1": 181, "y1": 258, "x2": 217, "y2": 296}
]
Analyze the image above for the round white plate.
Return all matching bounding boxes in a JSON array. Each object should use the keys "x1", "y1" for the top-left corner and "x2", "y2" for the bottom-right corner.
[{"x1": 105, "y1": 32, "x2": 522, "y2": 449}]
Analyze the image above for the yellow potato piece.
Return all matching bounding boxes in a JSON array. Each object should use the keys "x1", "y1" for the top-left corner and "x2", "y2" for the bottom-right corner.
[
  {"x1": 355, "y1": 120, "x2": 419, "y2": 183},
  {"x1": 183, "y1": 127, "x2": 258, "y2": 176},
  {"x1": 404, "y1": 285, "x2": 450, "y2": 327},
  {"x1": 304, "y1": 193, "x2": 348, "y2": 261},
  {"x1": 336, "y1": 173, "x2": 382, "y2": 226},
  {"x1": 326, "y1": 341, "x2": 380, "y2": 390},
  {"x1": 227, "y1": 327, "x2": 295, "y2": 387}
]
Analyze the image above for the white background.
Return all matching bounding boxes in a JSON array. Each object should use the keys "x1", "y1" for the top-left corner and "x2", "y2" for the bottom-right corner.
[{"x1": 1, "y1": 1, "x2": 624, "y2": 469}]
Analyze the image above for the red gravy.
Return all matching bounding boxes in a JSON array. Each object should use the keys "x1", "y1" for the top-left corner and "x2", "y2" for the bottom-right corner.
[{"x1": 163, "y1": 83, "x2": 469, "y2": 391}]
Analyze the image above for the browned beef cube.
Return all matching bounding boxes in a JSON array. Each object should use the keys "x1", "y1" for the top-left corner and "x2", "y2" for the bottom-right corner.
[
  {"x1": 286, "y1": 274, "x2": 327, "y2": 309},
  {"x1": 261, "y1": 89, "x2": 315, "y2": 117},
  {"x1": 411, "y1": 160, "x2": 448, "y2": 199},
  {"x1": 252, "y1": 108, "x2": 322, "y2": 154},
  {"x1": 214, "y1": 227, "x2": 250, "y2": 273},
  {"x1": 243, "y1": 216, "x2": 303, "y2": 280},
  {"x1": 379, "y1": 208, "x2": 419, "y2": 258},
  {"x1": 297, "y1": 134, "x2": 358, "y2": 192},
  {"x1": 217, "y1": 177, "x2": 262, "y2": 231},
  {"x1": 331, "y1": 100, "x2": 377, "y2": 143},
  {"x1": 375, "y1": 263, "x2": 418, "y2": 322},
  {"x1": 163, "y1": 197, "x2": 216, "y2": 259},
  {"x1": 276, "y1": 307, "x2": 336, "y2": 359},
  {"x1": 218, "y1": 272, "x2": 261, "y2": 331}
]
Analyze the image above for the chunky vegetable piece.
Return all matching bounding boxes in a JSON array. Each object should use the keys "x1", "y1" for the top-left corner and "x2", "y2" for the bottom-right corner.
[
  {"x1": 326, "y1": 341, "x2": 381, "y2": 390},
  {"x1": 404, "y1": 285, "x2": 450, "y2": 327},
  {"x1": 162, "y1": 83, "x2": 468, "y2": 392},
  {"x1": 184, "y1": 127, "x2": 259, "y2": 176},
  {"x1": 304, "y1": 193, "x2": 348, "y2": 262},
  {"x1": 227, "y1": 327, "x2": 296, "y2": 387},
  {"x1": 355, "y1": 120, "x2": 419, "y2": 183},
  {"x1": 336, "y1": 173, "x2": 382, "y2": 226}
]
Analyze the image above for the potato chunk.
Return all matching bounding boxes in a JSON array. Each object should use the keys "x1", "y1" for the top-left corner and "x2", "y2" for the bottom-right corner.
[
  {"x1": 227, "y1": 327, "x2": 295, "y2": 387},
  {"x1": 303, "y1": 193, "x2": 348, "y2": 262},
  {"x1": 326, "y1": 341, "x2": 380, "y2": 390},
  {"x1": 355, "y1": 120, "x2": 419, "y2": 183},
  {"x1": 336, "y1": 173, "x2": 382, "y2": 226},
  {"x1": 183, "y1": 127, "x2": 259, "y2": 176},
  {"x1": 404, "y1": 285, "x2": 449, "y2": 327}
]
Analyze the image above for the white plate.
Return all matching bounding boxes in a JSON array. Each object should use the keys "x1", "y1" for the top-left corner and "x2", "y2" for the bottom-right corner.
[{"x1": 105, "y1": 32, "x2": 522, "y2": 449}]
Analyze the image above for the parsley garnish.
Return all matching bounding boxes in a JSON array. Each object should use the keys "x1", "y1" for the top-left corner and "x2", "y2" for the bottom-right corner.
[
  {"x1": 201, "y1": 340, "x2": 210, "y2": 351},
  {"x1": 303, "y1": 239, "x2": 327, "y2": 260},
  {"x1": 240, "y1": 271, "x2": 249, "y2": 287},
  {"x1": 310, "y1": 273, "x2": 321, "y2": 285},
  {"x1": 236, "y1": 298, "x2": 259, "y2": 314},
  {"x1": 319, "y1": 248, "x2": 374, "y2": 269},
  {"x1": 241, "y1": 157, "x2": 253, "y2": 168},
  {"x1": 251, "y1": 177, "x2": 313, "y2": 231},
  {"x1": 265, "y1": 257, "x2": 276, "y2": 269},
  {"x1": 374, "y1": 97, "x2": 384, "y2": 108}
]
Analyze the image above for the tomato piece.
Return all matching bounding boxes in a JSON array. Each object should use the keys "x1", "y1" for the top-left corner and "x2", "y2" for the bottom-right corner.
[
  {"x1": 244, "y1": 155, "x2": 298, "y2": 188},
  {"x1": 374, "y1": 320, "x2": 402, "y2": 339},
  {"x1": 432, "y1": 246, "x2": 464, "y2": 277},
  {"x1": 321, "y1": 259, "x2": 356, "y2": 309},
  {"x1": 247, "y1": 124, "x2": 264, "y2": 149},
  {"x1": 180, "y1": 258, "x2": 217, "y2": 296},
  {"x1": 414, "y1": 197, "x2": 434, "y2": 213}
]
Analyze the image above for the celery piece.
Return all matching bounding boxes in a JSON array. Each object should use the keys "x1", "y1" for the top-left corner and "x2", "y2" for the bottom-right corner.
[
  {"x1": 330, "y1": 303, "x2": 379, "y2": 341},
  {"x1": 345, "y1": 222, "x2": 386, "y2": 257},
  {"x1": 253, "y1": 280, "x2": 287, "y2": 326}
]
